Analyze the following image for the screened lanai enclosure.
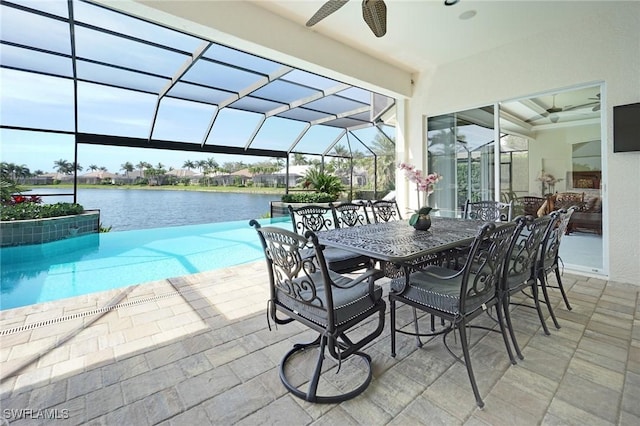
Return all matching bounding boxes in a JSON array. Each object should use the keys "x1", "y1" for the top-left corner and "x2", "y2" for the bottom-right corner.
[{"x1": 1, "y1": 0, "x2": 397, "y2": 200}]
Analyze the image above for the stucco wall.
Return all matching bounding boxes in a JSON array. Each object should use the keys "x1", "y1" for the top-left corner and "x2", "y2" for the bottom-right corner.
[{"x1": 411, "y1": 4, "x2": 640, "y2": 284}]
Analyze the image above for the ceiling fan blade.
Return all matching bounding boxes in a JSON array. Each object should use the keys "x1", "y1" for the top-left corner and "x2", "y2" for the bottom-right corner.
[
  {"x1": 362, "y1": 0, "x2": 387, "y2": 37},
  {"x1": 306, "y1": 0, "x2": 350, "y2": 27}
]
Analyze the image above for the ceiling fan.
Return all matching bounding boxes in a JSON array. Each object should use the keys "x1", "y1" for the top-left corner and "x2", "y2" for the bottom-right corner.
[
  {"x1": 306, "y1": 0, "x2": 460, "y2": 38},
  {"x1": 533, "y1": 94, "x2": 563, "y2": 123}
]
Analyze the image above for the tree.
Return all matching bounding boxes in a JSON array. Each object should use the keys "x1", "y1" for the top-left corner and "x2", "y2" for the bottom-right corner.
[
  {"x1": 292, "y1": 153, "x2": 308, "y2": 165},
  {"x1": 53, "y1": 159, "x2": 72, "y2": 175},
  {"x1": 120, "y1": 162, "x2": 134, "y2": 182},
  {"x1": 88, "y1": 164, "x2": 99, "y2": 172},
  {"x1": 183, "y1": 160, "x2": 196, "y2": 171}
]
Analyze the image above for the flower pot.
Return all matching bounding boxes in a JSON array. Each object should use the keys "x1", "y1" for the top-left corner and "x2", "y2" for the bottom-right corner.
[{"x1": 412, "y1": 214, "x2": 431, "y2": 231}]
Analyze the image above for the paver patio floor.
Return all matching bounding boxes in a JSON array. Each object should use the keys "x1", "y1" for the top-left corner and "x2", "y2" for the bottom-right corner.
[{"x1": 1, "y1": 262, "x2": 638, "y2": 425}]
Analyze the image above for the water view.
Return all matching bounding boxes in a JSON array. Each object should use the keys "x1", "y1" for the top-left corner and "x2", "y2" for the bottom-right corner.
[
  {"x1": 29, "y1": 187, "x2": 278, "y2": 231},
  {"x1": 1, "y1": 217, "x2": 291, "y2": 310}
]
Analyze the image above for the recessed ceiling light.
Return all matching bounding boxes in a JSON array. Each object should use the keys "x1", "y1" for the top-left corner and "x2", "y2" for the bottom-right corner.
[{"x1": 459, "y1": 10, "x2": 477, "y2": 20}]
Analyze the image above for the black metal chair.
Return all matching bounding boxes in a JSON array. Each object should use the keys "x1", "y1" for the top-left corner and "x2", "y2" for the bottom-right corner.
[
  {"x1": 329, "y1": 201, "x2": 371, "y2": 228},
  {"x1": 368, "y1": 199, "x2": 402, "y2": 223},
  {"x1": 250, "y1": 220, "x2": 386, "y2": 403},
  {"x1": 536, "y1": 207, "x2": 577, "y2": 330},
  {"x1": 464, "y1": 199, "x2": 513, "y2": 222},
  {"x1": 288, "y1": 204, "x2": 372, "y2": 273},
  {"x1": 388, "y1": 221, "x2": 518, "y2": 408},
  {"x1": 500, "y1": 214, "x2": 554, "y2": 359}
]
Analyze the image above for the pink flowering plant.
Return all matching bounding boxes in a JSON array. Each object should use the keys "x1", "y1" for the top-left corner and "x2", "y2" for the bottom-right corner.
[{"x1": 397, "y1": 162, "x2": 443, "y2": 225}]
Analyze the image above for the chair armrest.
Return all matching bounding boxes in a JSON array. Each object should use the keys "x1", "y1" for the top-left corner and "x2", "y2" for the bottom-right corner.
[
  {"x1": 332, "y1": 268, "x2": 384, "y2": 290},
  {"x1": 416, "y1": 266, "x2": 464, "y2": 281}
]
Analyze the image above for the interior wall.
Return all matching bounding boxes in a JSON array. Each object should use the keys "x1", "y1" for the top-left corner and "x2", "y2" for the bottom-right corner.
[
  {"x1": 530, "y1": 123, "x2": 601, "y2": 194},
  {"x1": 413, "y1": 3, "x2": 640, "y2": 284}
]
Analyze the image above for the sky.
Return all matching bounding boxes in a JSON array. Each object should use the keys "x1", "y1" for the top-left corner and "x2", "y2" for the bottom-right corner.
[
  {"x1": 0, "y1": 128, "x2": 269, "y2": 174},
  {"x1": 0, "y1": 1, "x2": 393, "y2": 175}
]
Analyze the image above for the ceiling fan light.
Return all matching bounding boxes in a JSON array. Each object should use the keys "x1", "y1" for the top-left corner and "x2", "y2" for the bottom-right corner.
[
  {"x1": 550, "y1": 113, "x2": 559, "y2": 123},
  {"x1": 362, "y1": 0, "x2": 387, "y2": 37}
]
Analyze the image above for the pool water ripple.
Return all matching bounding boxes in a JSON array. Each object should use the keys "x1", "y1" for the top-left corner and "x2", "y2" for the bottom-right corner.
[{"x1": 0, "y1": 218, "x2": 290, "y2": 310}]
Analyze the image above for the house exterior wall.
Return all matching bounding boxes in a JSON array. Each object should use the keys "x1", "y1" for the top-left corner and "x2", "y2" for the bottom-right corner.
[{"x1": 408, "y1": 4, "x2": 640, "y2": 285}]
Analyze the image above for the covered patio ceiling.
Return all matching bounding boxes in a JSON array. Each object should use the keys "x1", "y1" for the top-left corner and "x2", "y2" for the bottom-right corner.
[{"x1": 0, "y1": 0, "x2": 396, "y2": 160}]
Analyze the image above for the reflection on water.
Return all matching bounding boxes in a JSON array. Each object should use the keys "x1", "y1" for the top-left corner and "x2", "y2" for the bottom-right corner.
[
  {"x1": 1, "y1": 234, "x2": 100, "y2": 308},
  {"x1": 0, "y1": 217, "x2": 291, "y2": 310},
  {"x1": 29, "y1": 188, "x2": 278, "y2": 231}
]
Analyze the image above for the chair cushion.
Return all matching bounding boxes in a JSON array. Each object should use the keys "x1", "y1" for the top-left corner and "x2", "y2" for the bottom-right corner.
[
  {"x1": 278, "y1": 270, "x2": 382, "y2": 327},
  {"x1": 322, "y1": 247, "x2": 371, "y2": 272},
  {"x1": 390, "y1": 266, "x2": 495, "y2": 315}
]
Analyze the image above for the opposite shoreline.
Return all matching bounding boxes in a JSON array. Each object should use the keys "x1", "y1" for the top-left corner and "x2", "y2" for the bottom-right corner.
[{"x1": 24, "y1": 184, "x2": 288, "y2": 196}]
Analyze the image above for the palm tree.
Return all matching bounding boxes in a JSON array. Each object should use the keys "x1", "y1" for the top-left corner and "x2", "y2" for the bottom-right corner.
[
  {"x1": 183, "y1": 160, "x2": 196, "y2": 171},
  {"x1": 120, "y1": 162, "x2": 134, "y2": 181},
  {"x1": 53, "y1": 159, "x2": 72, "y2": 175},
  {"x1": 99, "y1": 166, "x2": 108, "y2": 172},
  {"x1": 196, "y1": 160, "x2": 206, "y2": 173},
  {"x1": 88, "y1": 164, "x2": 99, "y2": 172},
  {"x1": 292, "y1": 153, "x2": 308, "y2": 165}
]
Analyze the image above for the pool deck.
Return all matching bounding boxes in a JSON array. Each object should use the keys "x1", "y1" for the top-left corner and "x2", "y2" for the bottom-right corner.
[{"x1": 1, "y1": 262, "x2": 639, "y2": 425}]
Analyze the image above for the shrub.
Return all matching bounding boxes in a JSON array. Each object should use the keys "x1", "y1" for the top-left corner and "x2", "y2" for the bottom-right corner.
[
  {"x1": 0, "y1": 202, "x2": 84, "y2": 221},
  {"x1": 303, "y1": 168, "x2": 344, "y2": 197},
  {"x1": 281, "y1": 192, "x2": 336, "y2": 203}
]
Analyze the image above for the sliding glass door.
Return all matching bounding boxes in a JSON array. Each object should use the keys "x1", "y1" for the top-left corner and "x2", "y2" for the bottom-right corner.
[{"x1": 427, "y1": 106, "x2": 495, "y2": 217}]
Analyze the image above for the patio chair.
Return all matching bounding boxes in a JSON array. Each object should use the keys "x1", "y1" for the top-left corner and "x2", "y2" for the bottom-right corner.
[
  {"x1": 368, "y1": 199, "x2": 403, "y2": 223},
  {"x1": 388, "y1": 221, "x2": 519, "y2": 408},
  {"x1": 536, "y1": 207, "x2": 577, "y2": 329},
  {"x1": 463, "y1": 200, "x2": 513, "y2": 222},
  {"x1": 250, "y1": 220, "x2": 386, "y2": 403},
  {"x1": 329, "y1": 201, "x2": 371, "y2": 228},
  {"x1": 500, "y1": 214, "x2": 554, "y2": 359},
  {"x1": 288, "y1": 204, "x2": 373, "y2": 273}
]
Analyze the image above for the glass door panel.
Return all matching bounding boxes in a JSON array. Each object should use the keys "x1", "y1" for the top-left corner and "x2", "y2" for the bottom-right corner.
[
  {"x1": 499, "y1": 85, "x2": 604, "y2": 275},
  {"x1": 427, "y1": 106, "x2": 495, "y2": 217}
]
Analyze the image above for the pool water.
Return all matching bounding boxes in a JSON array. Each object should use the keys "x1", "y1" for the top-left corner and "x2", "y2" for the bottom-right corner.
[{"x1": 0, "y1": 218, "x2": 291, "y2": 310}]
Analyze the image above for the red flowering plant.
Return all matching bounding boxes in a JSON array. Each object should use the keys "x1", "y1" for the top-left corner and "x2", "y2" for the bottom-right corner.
[
  {"x1": 397, "y1": 162, "x2": 443, "y2": 225},
  {"x1": 10, "y1": 194, "x2": 42, "y2": 205}
]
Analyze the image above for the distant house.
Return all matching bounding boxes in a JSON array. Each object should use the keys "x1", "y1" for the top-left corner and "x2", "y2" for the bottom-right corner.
[
  {"x1": 78, "y1": 171, "x2": 119, "y2": 184},
  {"x1": 210, "y1": 168, "x2": 253, "y2": 186},
  {"x1": 254, "y1": 165, "x2": 310, "y2": 187},
  {"x1": 165, "y1": 168, "x2": 202, "y2": 184}
]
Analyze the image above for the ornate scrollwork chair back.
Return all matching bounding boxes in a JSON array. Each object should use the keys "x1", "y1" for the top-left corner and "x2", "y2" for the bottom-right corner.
[
  {"x1": 536, "y1": 207, "x2": 577, "y2": 329},
  {"x1": 464, "y1": 200, "x2": 513, "y2": 222},
  {"x1": 250, "y1": 220, "x2": 386, "y2": 403},
  {"x1": 368, "y1": 199, "x2": 402, "y2": 223},
  {"x1": 288, "y1": 204, "x2": 372, "y2": 273},
  {"x1": 288, "y1": 204, "x2": 334, "y2": 233},
  {"x1": 388, "y1": 221, "x2": 519, "y2": 408},
  {"x1": 500, "y1": 214, "x2": 553, "y2": 359},
  {"x1": 329, "y1": 202, "x2": 370, "y2": 228}
]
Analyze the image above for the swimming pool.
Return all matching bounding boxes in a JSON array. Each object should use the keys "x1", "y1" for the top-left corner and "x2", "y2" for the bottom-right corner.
[{"x1": 0, "y1": 217, "x2": 291, "y2": 310}]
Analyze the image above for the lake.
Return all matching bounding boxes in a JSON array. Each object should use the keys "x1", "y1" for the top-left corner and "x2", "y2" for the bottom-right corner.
[{"x1": 28, "y1": 188, "x2": 279, "y2": 231}]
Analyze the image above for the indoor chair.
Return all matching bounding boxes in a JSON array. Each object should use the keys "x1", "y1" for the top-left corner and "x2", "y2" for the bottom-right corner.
[
  {"x1": 250, "y1": 220, "x2": 386, "y2": 403},
  {"x1": 388, "y1": 221, "x2": 519, "y2": 408}
]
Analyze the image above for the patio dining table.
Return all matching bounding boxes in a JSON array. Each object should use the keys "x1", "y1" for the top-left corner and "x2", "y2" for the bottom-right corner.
[{"x1": 316, "y1": 217, "x2": 491, "y2": 272}]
